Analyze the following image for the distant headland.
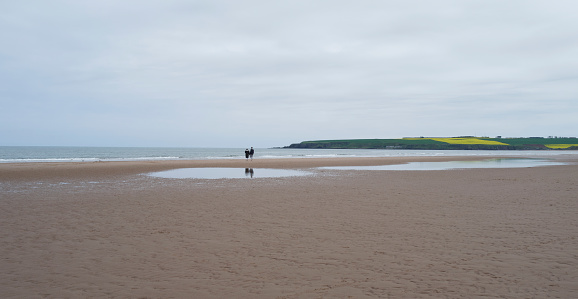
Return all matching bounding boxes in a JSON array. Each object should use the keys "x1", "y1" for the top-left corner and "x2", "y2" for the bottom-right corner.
[{"x1": 284, "y1": 136, "x2": 578, "y2": 150}]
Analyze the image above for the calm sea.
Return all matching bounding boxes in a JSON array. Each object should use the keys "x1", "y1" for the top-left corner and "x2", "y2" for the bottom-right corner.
[{"x1": 1, "y1": 146, "x2": 576, "y2": 163}]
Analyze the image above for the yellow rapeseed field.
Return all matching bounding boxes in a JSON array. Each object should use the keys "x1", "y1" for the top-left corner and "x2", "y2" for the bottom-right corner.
[
  {"x1": 402, "y1": 137, "x2": 508, "y2": 145},
  {"x1": 428, "y1": 138, "x2": 508, "y2": 145},
  {"x1": 545, "y1": 144, "x2": 578, "y2": 149}
]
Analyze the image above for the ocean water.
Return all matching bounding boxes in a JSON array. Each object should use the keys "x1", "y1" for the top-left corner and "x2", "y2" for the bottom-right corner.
[{"x1": 0, "y1": 146, "x2": 576, "y2": 163}]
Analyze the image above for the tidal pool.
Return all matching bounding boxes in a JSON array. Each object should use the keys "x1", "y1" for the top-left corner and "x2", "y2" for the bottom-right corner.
[
  {"x1": 319, "y1": 158, "x2": 567, "y2": 171},
  {"x1": 148, "y1": 168, "x2": 313, "y2": 179}
]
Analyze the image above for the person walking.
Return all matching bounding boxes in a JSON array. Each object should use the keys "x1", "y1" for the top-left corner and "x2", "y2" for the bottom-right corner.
[
  {"x1": 245, "y1": 148, "x2": 250, "y2": 161},
  {"x1": 249, "y1": 147, "x2": 255, "y2": 160}
]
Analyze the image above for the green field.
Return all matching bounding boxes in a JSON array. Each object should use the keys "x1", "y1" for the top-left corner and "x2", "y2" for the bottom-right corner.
[{"x1": 285, "y1": 137, "x2": 578, "y2": 150}]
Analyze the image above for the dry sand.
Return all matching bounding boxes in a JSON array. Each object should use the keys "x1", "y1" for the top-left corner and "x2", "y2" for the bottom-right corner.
[{"x1": 1, "y1": 156, "x2": 578, "y2": 298}]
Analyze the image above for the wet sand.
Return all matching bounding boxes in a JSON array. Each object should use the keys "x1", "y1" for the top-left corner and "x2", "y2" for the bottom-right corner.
[{"x1": 1, "y1": 156, "x2": 578, "y2": 298}]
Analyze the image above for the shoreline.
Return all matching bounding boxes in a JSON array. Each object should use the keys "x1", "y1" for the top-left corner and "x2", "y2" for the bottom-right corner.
[
  {"x1": 2, "y1": 155, "x2": 575, "y2": 182},
  {"x1": 2, "y1": 146, "x2": 577, "y2": 166}
]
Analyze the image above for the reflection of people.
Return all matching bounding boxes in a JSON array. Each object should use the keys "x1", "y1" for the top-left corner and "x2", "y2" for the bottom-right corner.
[
  {"x1": 245, "y1": 168, "x2": 254, "y2": 178},
  {"x1": 245, "y1": 148, "x2": 250, "y2": 161},
  {"x1": 249, "y1": 147, "x2": 254, "y2": 160}
]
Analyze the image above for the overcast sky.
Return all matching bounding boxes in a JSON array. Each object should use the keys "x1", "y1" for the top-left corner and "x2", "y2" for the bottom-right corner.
[{"x1": 1, "y1": 0, "x2": 577, "y2": 147}]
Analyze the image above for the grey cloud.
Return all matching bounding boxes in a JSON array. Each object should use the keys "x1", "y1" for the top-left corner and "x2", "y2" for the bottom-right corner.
[{"x1": 1, "y1": 0, "x2": 577, "y2": 146}]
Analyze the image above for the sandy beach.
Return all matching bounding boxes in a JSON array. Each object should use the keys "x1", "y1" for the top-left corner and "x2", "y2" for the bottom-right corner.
[{"x1": 1, "y1": 156, "x2": 578, "y2": 298}]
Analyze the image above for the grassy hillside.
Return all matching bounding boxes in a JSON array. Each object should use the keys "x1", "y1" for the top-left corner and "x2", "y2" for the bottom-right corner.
[{"x1": 285, "y1": 137, "x2": 578, "y2": 150}]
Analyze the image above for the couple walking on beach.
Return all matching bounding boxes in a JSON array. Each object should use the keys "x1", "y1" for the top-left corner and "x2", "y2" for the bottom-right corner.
[{"x1": 245, "y1": 147, "x2": 254, "y2": 161}]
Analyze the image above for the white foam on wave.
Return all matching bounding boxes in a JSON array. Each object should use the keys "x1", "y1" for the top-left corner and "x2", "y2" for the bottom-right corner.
[
  {"x1": 0, "y1": 158, "x2": 101, "y2": 163},
  {"x1": 0, "y1": 156, "x2": 183, "y2": 163}
]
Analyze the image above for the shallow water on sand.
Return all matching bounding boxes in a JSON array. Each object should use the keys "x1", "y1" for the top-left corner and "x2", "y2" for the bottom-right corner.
[
  {"x1": 148, "y1": 168, "x2": 313, "y2": 179},
  {"x1": 147, "y1": 159, "x2": 568, "y2": 179},
  {"x1": 319, "y1": 158, "x2": 567, "y2": 171}
]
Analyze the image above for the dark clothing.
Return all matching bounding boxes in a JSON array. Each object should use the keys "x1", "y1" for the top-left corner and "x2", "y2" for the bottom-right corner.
[{"x1": 245, "y1": 149, "x2": 250, "y2": 159}]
